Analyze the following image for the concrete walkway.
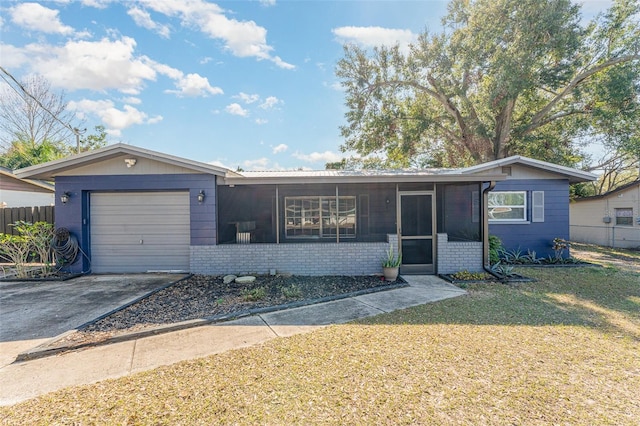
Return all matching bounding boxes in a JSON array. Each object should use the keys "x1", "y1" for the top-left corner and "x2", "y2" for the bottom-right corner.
[{"x1": 0, "y1": 276, "x2": 465, "y2": 406}]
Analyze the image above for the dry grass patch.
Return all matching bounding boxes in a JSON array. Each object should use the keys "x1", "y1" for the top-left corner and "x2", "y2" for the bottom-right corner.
[
  {"x1": 1, "y1": 254, "x2": 639, "y2": 425},
  {"x1": 571, "y1": 242, "x2": 640, "y2": 273}
]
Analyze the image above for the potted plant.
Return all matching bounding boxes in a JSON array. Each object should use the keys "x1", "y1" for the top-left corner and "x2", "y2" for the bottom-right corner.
[{"x1": 381, "y1": 244, "x2": 402, "y2": 281}]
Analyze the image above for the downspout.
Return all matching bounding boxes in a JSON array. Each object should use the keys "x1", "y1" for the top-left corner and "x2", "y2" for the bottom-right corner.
[{"x1": 482, "y1": 181, "x2": 500, "y2": 278}]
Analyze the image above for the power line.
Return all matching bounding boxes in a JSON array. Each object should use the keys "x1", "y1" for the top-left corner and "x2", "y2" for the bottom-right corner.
[{"x1": 0, "y1": 66, "x2": 84, "y2": 153}]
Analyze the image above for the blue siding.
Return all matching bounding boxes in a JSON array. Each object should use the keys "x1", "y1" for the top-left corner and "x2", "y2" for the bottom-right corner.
[
  {"x1": 488, "y1": 179, "x2": 569, "y2": 258},
  {"x1": 55, "y1": 174, "x2": 216, "y2": 273}
]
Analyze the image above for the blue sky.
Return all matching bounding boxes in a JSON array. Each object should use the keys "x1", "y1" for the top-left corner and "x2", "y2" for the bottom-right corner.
[{"x1": 1, "y1": 0, "x2": 611, "y2": 170}]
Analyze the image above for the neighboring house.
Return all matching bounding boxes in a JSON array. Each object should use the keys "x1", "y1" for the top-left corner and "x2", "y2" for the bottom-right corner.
[
  {"x1": 0, "y1": 166, "x2": 55, "y2": 208},
  {"x1": 570, "y1": 180, "x2": 640, "y2": 249},
  {"x1": 461, "y1": 157, "x2": 598, "y2": 257},
  {"x1": 14, "y1": 144, "x2": 596, "y2": 275}
]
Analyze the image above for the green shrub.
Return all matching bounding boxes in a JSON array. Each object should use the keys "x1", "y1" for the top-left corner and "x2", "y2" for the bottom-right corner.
[
  {"x1": 0, "y1": 221, "x2": 55, "y2": 278},
  {"x1": 241, "y1": 286, "x2": 267, "y2": 301},
  {"x1": 281, "y1": 285, "x2": 302, "y2": 299},
  {"x1": 488, "y1": 235, "x2": 503, "y2": 265},
  {"x1": 0, "y1": 234, "x2": 31, "y2": 278}
]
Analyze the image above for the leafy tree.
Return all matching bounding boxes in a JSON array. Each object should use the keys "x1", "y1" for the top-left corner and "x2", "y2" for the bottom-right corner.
[
  {"x1": 0, "y1": 140, "x2": 66, "y2": 170},
  {"x1": 336, "y1": 0, "x2": 640, "y2": 168},
  {"x1": 78, "y1": 125, "x2": 108, "y2": 153},
  {"x1": 0, "y1": 126, "x2": 108, "y2": 169}
]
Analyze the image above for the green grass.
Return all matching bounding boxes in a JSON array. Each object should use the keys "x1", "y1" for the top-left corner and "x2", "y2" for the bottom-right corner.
[{"x1": 1, "y1": 248, "x2": 639, "y2": 425}]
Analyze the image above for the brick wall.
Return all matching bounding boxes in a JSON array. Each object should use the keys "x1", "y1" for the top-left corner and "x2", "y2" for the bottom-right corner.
[
  {"x1": 191, "y1": 234, "x2": 399, "y2": 276},
  {"x1": 436, "y1": 233, "x2": 483, "y2": 274}
]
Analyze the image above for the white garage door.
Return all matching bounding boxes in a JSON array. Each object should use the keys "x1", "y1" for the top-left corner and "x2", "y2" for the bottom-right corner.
[{"x1": 90, "y1": 192, "x2": 190, "y2": 273}]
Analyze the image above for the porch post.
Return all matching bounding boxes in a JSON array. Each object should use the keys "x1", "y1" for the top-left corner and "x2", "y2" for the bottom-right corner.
[
  {"x1": 275, "y1": 185, "x2": 280, "y2": 244},
  {"x1": 336, "y1": 185, "x2": 339, "y2": 243},
  {"x1": 482, "y1": 181, "x2": 496, "y2": 268}
]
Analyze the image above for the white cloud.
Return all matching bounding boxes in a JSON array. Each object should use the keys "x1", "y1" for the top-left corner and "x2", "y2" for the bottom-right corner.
[
  {"x1": 243, "y1": 157, "x2": 270, "y2": 169},
  {"x1": 146, "y1": 115, "x2": 163, "y2": 124},
  {"x1": 10, "y1": 2, "x2": 74, "y2": 35},
  {"x1": 137, "y1": 0, "x2": 295, "y2": 69},
  {"x1": 235, "y1": 92, "x2": 260, "y2": 104},
  {"x1": 272, "y1": 143, "x2": 288, "y2": 154},
  {"x1": 255, "y1": 118, "x2": 268, "y2": 125},
  {"x1": 8, "y1": 37, "x2": 222, "y2": 98},
  {"x1": 260, "y1": 96, "x2": 281, "y2": 109},
  {"x1": 332, "y1": 26, "x2": 416, "y2": 51},
  {"x1": 80, "y1": 0, "x2": 114, "y2": 9},
  {"x1": 225, "y1": 103, "x2": 249, "y2": 117},
  {"x1": 166, "y1": 73, "x2": 223, "y2": 97},
  {"x1": 148, "y1": 61, "x2": 183, "y2": 80},
  {"x1": 13, "y1": 37, "x2": 156, "y2": 93},
  {"x1": 293, "y1": 151, "x2": 343, "y2": 163},
  {"x1": 127, "y1": 6, "x2": 171, "y2": 38},
  {"x1": 200, "y1": 56, "x2": 213, "y2": 64},
  {"x1": 0, "y1": 43, "x2": 30, "y2": 68},
  {"x1": 121, "y1": 96, "x2": 142, "y2": 104},
  {"x1": 259, "y1": 0, "x2": 276, "y2": 6},
  {"x1": 68, "y1": 99, "x2": 162, "y2": 135}
]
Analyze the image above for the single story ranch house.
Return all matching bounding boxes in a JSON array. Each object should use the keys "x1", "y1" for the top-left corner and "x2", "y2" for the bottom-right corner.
[{"x1": 15, "y1": 144, "x2": 596, "y2": 275}]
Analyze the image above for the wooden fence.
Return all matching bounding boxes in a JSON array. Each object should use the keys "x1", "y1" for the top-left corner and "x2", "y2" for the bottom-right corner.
[{"x1": 1, "y1": 206, "x2": 55, "y2": 236}]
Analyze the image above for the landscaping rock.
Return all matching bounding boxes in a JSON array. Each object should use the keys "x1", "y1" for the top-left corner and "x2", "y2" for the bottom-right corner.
[
  {"x1": 222, "y1": 275, "x2": 237, "y2": 284},
  {"x1": 235, "y1": 276, "x2": 256, "y2": 284}
]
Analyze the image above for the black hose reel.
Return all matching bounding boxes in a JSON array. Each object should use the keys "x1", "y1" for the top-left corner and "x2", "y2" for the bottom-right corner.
[{"x1": 51, "y1": 227, "x2": 80, "y2": 266}]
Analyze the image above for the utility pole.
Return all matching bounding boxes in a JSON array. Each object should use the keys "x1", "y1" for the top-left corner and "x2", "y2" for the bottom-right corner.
[{"x1": 72, "y1": 127, "x2": 86, "y2": 154}]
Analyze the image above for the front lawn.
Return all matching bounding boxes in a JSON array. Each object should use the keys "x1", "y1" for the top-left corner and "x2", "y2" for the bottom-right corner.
[{"x1": 1, "y1": 246, "x2": 638, "y2": 425}]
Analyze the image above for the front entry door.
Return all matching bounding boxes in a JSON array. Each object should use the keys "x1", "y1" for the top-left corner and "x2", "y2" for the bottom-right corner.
[{"x1": 399, "y1": 192, "x2": 435, "y2": 274}]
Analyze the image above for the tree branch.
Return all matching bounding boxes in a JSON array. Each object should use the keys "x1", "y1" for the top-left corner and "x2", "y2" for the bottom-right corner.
[
  {"x1": 525, "y1": 54, "x2": 640, "y2": 133},
  {"x1": 521, "y1": 109, "x2": 590, "y2": 135}
]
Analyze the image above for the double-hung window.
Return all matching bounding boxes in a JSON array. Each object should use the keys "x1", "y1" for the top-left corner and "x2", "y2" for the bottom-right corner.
[
  {"x1": 488, "y1": 191, "x2": 527, "y2": 221},
  {"x1": 285, "y1": 196, "x2": 356, "y2": 238}
]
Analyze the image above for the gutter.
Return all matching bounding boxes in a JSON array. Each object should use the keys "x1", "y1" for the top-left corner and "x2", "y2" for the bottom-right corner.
[{"x1": 482, "y1": 181, "x2": 501, "y2": 278}]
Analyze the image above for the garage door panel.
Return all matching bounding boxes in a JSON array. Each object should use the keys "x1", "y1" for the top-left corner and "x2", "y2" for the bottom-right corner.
[
  {"x1": 91, "y1": 220, "x2": 189, "y2": 229},
  {"x1": 94, "y1": 257, "x2": 189, "y2": 272},
  {"x1": 90, "y1": 232, "x2": 190, "y2": 245},
  {"x1": 91, "y1": 205, "x2": 188, "y2": 216},
  {"x1": 91, "y1": 246, "x2": 190, "y2": 257},
  {"x1": 90, "y1": 192, "x2": 190, "y2": 273},
  {"x1": 92, "y1": 222, "x2": 189, "y2": 236}
]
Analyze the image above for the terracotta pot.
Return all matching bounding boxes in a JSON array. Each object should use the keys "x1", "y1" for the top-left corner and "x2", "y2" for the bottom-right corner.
[{"x1": 383, "y1": 267, "x2": 399, "y2": 281}]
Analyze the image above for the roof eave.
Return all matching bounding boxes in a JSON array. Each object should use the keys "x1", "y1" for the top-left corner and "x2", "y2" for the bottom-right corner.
[
  {"x1": 218, "y1": 173, "x2": 506, "y2": 186},
  {"x1": 0, "y1": 169, "x2": 55, "y2": 191},
  {"x1": 14, "y1": 143, "x2": 231, "y2": 180},
  {"x1": 572, "y1": 180, "x2": 640, "y2": 201},
  {"x1": 461, "y1": 155, "x2": 598, "y2": 183}
]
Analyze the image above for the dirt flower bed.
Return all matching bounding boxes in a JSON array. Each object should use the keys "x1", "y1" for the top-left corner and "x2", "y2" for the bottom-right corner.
[{"x1": 58, "y1": 274, "x2": 397, "y2": 347}]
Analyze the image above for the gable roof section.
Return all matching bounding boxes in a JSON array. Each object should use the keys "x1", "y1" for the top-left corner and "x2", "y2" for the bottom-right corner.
[
  {"x1": 0, "y1": 166, "x2": 55, "y2": 192},
  {"x1": 572, "y1": 179, "x2": 640, "y2": 202},
  {"x1": 459, "y1": 155, "x2": 597, "y2": 183},
  {"x1": 14, "y1": 143, "x2": 237, "y2": 180}
]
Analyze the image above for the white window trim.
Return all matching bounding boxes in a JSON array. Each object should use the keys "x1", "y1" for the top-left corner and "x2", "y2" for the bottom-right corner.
[
  {"x1": 284, "y1": 196, "x2": 357, "y2": 239},
  {"x1": 488, "y1": 191, "x2": 528, "y2": 223}
]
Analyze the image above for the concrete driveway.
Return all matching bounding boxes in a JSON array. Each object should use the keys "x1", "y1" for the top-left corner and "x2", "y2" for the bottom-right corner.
[{"x1": 0, "y1": 274, "x2": 186, "y2": 343}]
